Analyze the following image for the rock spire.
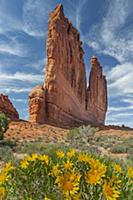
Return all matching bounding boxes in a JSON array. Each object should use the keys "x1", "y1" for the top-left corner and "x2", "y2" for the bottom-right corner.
[{"x1": 29, "y1": 4, "x2": 107, "y2": 127}]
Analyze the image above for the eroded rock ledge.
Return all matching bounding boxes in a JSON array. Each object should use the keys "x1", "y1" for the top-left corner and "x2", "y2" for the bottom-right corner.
[
  {"x1": 0, "y1": 94, "x2": 19, "y2": 120},
  {"x1": 29, "y1": 4, "x2": 107, "y2": 127}
]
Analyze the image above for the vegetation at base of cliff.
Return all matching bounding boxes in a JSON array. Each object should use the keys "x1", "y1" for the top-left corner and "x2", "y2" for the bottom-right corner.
[
  {"x1": 0, "y1": 124, "x2": 133, "y2": 199},
  {"x1": 0, "y1": 124, "x2": 133, "y2": 166},
  {"x1": 0, "y1": 148, "x2": 133, "y2": 200},
  {"x1": 0, "y1": 112, "x2": 9, "y2": 140}
]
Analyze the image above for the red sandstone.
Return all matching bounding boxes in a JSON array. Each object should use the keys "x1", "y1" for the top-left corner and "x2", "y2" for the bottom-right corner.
[
  {"x1": 29, "y1": 4, "x2": 108, "y2": 127},
  {"x1": 0, "y1": 94, "x2": 19, "y2": 120}
]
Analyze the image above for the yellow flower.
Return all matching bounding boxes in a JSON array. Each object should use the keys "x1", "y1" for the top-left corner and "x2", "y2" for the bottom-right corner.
[
  {"x1": 56, "y1": 150, "x2": 65, "y2": 158},
  {"x1": 27, "y1": 154, "x2": 38, "y2": 162},
  {"x1": 0, "y1": 173, "x2": 7, "y2": 184},
  {"x1": 112, "y1": 163, "x2": 122, "y2": 173},
  {"x1": 63, "y1": 160, "x2": 73, "y2": 170},
  {"x1": 39, "y1": 155, "x2": 49, "y2": 165},
  {"x1": 103, "y1": 181, "x2": 120, "y2": 200},
  {"x1": 56, "y1": 170, "x2": 80, "y2": 199},
  {"x1": 0, "y1": 187, "x2": 5, "y2": 199},
  {"x1": 0, "y1": 161, "x2": 14, "y2": 184},
  {"x1": 78, "y1": 153, "x2": 91, "y2": 163},
  {"x1": 51, "y1": 164, "x2": 59, "y2": 177},
  {"x1": 85, "y1": 159, "x2": 106, "y2": 185},
  {"x1": 20, "y1": 159, "x2": 29, "y2": 169},
  {"x1": 44, "y1": 196, "x2": 51, "y2": 200},
  {"x1": 110, "y1": 175, "x2": 121, "y2": 188},
  {"x1": 4, "y1": 161, "x2": 14, "y2": 172},
  {"x1": 127, "y1": 165, "x2": 133, "y2": 179},
  {"x1": 67, "y1": 149, "x2": 75, "y2": 159}
]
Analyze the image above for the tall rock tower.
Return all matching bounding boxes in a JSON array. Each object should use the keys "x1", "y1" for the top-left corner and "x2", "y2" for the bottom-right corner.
[
  {"x1": 29, "y1": 4, "x2": 108, "y2": 127},
  {"x1": 87, "y1": 56, "x2": 108, "y2": 124}
]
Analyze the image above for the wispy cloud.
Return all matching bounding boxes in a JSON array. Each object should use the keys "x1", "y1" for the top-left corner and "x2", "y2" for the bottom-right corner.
[
  {"x1": 109, "y1": 106, "x2": 133, "y2": 112},
  {"x1": 22, "y1": 0, "x2": 58, "y2": 37},
  {"x1": 80, "y1": 0, "x2": 133, "y2": 127},
  {"x1": 107, "y1": 62, "x2": 133, "y2": 96},
  {"x1": 0, "y1": 72, "x2": 43, "y2": 83},
  {"x1": 0, "y1": 88, "x2": 32, "y2": 94},
  {"x1": 0, "y1": 37, "x2": 28, "y2": 57},
  {"x1": 24, "y1": 58, "x2": 46, "y2": 70},
  {"x1": 0, "y1": 0, "x2": 22, "y2": 34},
  {"x1": 11, "y1": 98, "x2": 28, "y2": 103},
  {"x1": 85, "y1": 0, "x2": 133, "y2": 63},
  {"x1": 0, "y1": 71, "x2": 44, "y2": 94}
]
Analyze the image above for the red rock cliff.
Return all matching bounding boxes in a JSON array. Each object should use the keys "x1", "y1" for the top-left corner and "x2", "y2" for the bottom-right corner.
[
  {"x1": 0, "y1": 94, "x2": 19, "y2": 120},
  {"x1": 87, "y1": 56, "x2": 108, "y2": 124},
  {"x1": 29, "y1": 4, "x2": 107, "y2": 127}
]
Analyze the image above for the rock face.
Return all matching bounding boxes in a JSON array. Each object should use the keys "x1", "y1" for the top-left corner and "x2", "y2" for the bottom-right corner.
[
  {"x1": 0, "y1": 94, "x2": 19, "y2": 120},
  {"x1": 29, "y1": 4, "x2": 108, "y2": 127},
  {"x1": 29, "y1": 86, "x2": 45, "y2": 123},
  {"x1": 87, "y1": 56, "x2": 108, "y2": 124}
]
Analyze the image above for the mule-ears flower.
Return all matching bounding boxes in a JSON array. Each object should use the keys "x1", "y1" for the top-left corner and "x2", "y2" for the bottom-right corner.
[
  {"x1": 56, "y1": 170, "x2": 81, "y2": 199},
  {"x1": 85, "y1": 159, "x2": 106, "y2": 185},
  {"x1": 103, "y1": 181, "x2": 120, "y2": 200},
  {"x1": 63, "y1": 160, "x2": 73, "y2": 170},
  {"x1": 0, "y1": 187, "x2": 5, "y2": 199},
  {"x1": 56, "y1": 150, "x2": 65, "y2": 158},
  {"x1": 39, "y1": 155, "x2": 49, "y2": 165},
  {"x1": 127, "y1": 165, "x2": 133, "y2": 179},
  {"x1": 66, "y1": 149, "x2": 75, "y2": 159}
]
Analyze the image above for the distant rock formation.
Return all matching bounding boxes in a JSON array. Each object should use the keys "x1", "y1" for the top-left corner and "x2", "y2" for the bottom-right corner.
[
  {"x1": 0, "y1": 94, "x2": 19, "y2": 120},
  {"x1": 29, "y1": 4, "x2": 107, "y2": 127}
]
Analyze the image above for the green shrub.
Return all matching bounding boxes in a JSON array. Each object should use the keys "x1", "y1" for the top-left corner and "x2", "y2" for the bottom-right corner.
[
  {"x1": 67, "y1": 125, "x2": 98, "y2": 150},
  {"x1": 110, "y1": 139, "x2": 133, "y2": 154},
  {"x1": 0, "y1": 112, "x2": 9, "y2": 140},
  {"x1": 0, "y1": 146, "x2": 17, "y2": 163}
]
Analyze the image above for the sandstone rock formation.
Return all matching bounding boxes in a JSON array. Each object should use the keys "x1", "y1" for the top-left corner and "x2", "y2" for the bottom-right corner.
[
  {"x1": 29, "y1": 4, "x2": 107, "y2": 127},
  {"x1": 0, "y1": 94, "x2": 19, "y2": 120},
  {"x1": 87, "y1": 56, "x2": 107, "y2": 124}
]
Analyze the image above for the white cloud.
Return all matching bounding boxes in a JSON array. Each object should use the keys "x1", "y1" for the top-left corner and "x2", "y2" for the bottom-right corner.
[
  {"x1": 85, "y1": 0, "x2": 133, "y2": 63},
  {"x1": 0, "y1": 71, "x2": 44, "y2": 94},
  {"x1": 107, "y1": 62, "x2": 133, "y2": 96},
  {"x1": 0, "y1": 0, "x2": 22, "y2": 34},
  {"x1": 25, "y1": 58, "x2": 46, "y2": 70},
  {"x1": 11, "y1": 98, "x2": 28, "y2": 103},
  {"x1": 122, "y1": 98, "x2": 133, "y2": 105},
  {"x1": 109, "y1": 106, "x2": 133, "y2": 112},
  {"x1": 0, "y1": 88, "x2": 31, "y2": 94},
  {"x1": 22, "y1": 0, "x2": 56, "y2": 37},
  {"x1": 0, "y1": 38, "x2": 28, "y2": 57},
  {"x1": 0, "y1": 0, "x2": 50, "y2": 38},
  {"x1": 0, "y1": 72, "x2": 43, "y2": 83}
]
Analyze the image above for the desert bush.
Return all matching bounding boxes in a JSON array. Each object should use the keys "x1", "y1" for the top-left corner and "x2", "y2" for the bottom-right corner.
[
  {"x1": 0, "y1": 112, "x2": 9, "y2": 140},
  {"x1": 110, "y1": 139, "x2": 133, "y2": 154},
  {"x1": 0, "y1": 140, "x2": 16, "y2": 148},
  {"x1": 0, "y1": 146, "x2": 17, "y2": 164},
  {"x1": 0, "y1": 148, "x2": 133, "y2": 199},
  {"x1": 67, "y1": 125, "x2": 98, "y2": 150}
]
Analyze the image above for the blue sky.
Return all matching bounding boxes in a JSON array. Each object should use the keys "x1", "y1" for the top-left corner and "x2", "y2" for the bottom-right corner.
[{"x1": 0, "y1": 0, "x2": 133, "y2": 127}]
